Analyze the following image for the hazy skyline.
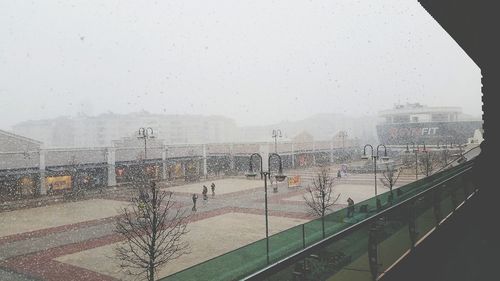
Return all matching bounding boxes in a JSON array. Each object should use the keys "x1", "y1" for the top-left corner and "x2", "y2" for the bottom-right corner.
[{"x1": 0, "y1": 0, "x2": 482, "y2": 131}]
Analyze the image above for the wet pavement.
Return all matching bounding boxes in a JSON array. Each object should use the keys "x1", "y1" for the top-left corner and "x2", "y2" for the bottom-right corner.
[{"x1": 0, "y1": 165, "x2": 417, "y2": 281}]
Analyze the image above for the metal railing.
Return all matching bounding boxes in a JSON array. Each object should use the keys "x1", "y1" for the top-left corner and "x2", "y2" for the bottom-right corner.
[
  {"x1": 160, "y1": 158, "x2": 476, "y2": 281},
  {"x1": 242, "y1": 159, "x2": 476, "y2": 281}
]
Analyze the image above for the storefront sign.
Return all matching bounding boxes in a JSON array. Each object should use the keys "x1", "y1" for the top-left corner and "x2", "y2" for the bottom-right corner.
[
  {"x1": 172, "y1": 163, "x2": 183, "y2": 178},
  {"x1": 288, "y1": 175, "x2": 301, "y2": 188},
  {"x1": 47, "y1": 175, "x2": 72, "y2": 190},
  {"x1": 116, "y1": 168, "x2": 125, "y2": 177},
  {"x1": 19, "y1": 176, "x2": 36, "y2": 195}
]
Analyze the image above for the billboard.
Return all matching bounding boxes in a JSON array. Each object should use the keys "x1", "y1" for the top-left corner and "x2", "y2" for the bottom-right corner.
[
  {"x1": 287, "y1": 175, "x2": 301, "y2": 188},
  {"x1": 47, "y1": 175, "x2": 72, "y2": 191}
]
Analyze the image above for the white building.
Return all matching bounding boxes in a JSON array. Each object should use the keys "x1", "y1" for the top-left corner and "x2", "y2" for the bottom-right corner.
[{"x1": 12, "y1": 112, "x2": 238, "y2": 148}]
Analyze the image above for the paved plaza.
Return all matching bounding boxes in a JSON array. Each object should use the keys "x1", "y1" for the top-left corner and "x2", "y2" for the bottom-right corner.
[
  {"x1": 56, "y1": 213, "x2": 307, "y2": 280},
  {"x1": 0, "y1": 199, "x2": 129, "y2": 237},
  {"x1": 283, "y1": 184, "x2": 385, "y2": 205},
  {"x1": 0, "y1": 169, "x2": 416, "y2": 281},
  {"x1": 160, "y1": 178, "x2": 265, "y2": 195}
]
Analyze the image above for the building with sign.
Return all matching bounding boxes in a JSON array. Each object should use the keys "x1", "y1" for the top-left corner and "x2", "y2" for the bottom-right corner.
[
  {"x1": 376, "y1": 103, "x2": 482, "y2": 145},
  {"x1": 0, "y1": 129, "x2": 43, "y2": 199},
  {"x1": 1, "y1": 127, "x2": 359, "y2": 200}
]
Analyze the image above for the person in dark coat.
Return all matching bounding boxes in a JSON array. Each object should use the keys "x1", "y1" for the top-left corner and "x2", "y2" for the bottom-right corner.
[
  {"x1": 202, "y1": 185, "x2": 208, "y2": 201},
  {"x1": 192, "y1": 193, "x2": 198, "y2": 211},
  {"x1": 211, "y1": 182, "x2": 216, "y2": 197},
  {"x1": 347, "y1": 197, "x2": 355, "y2": 217}
]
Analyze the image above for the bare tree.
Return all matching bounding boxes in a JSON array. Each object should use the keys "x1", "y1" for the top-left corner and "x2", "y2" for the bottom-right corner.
[
  {"x1": 303, "y1": 168, "x2": 340, "y2": 238},
  {"x1": 419, "y1": 152, "x2": 442, "y2": 177},
  {"x1": 439, "y1": 148, "x2": 453, "y2": 169},
  {"x1": 400, "y1": 152, "x2": 415, "y2": 171},
  {"x1": 380, "y1": 164, "x2": 402, "y2": 204},
  {"x1": 379, "y1": 164, "x2": 402, "y2": 194},
  {"x1": 114, "y1": 180, "x2": 190, "y2": 281}
]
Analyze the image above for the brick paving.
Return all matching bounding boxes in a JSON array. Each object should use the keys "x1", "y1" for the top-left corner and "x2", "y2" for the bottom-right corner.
[{"x1": 0, "y1": 168, "x2": 412, "y2": 281}]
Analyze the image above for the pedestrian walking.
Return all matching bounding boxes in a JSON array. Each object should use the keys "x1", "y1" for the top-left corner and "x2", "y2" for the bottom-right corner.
[
  {"x1": 211, "y1": 182, "x2": 216, "y2": 197},
  {"x1": 347, "y1": 197, "x2": 355, "y2": 217},
  {"x1": 192, "y1": 193, "x2": 198, "y2": 211},
  {"x1": 139, "y1": 188, "x2": 149, "y2": 203},
  {"x1": 337, "y1": 170, "x2": 341, "y2": 178},
  {"x1": 202, "y1": 185, "x2": 208, "y2": 202}
]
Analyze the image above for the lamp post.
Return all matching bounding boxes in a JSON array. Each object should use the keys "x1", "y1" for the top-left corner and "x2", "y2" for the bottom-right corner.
[
  {"x1": 338, "y1": 131, "x2": 348, "y2": 161},
  {"x1": 137, "y1": 127, "x2": 155, "y2": 159},
  {"x1": 138, "y1": 127, "x2": 155, "y2": 182},
  {"x1": 405, "y1": 142, "x2": 419, "y2": 180},
  {"x1": 437, "y1": 140, "x2": 449, "y2": 167},
  {"x1": 246, "y1": 152, "x2": 286, "y2": 264},
  {"x1": 272, "y1": 129, "x2": 282, "y2": 153},
  {"x1": 339, "y1": 131, "x2": 347, "y2": 149},
  {"x1": 362, "y1": 144, "x2": 389, "y2": 210},
  {"x1": 22, "y1": 150, "x2": 31, "y2": 197},
  {"x1": 420, "y1": 142, "x2": 430, "y2": 176}
]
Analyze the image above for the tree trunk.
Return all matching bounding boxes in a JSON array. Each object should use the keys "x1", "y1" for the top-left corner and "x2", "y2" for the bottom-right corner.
[
  {"x1": 149, "y1": 262, "x2": 155, "y2": 281},
  {"x1": 149, "y1": 183, "x2": 157, "y2": 281},
  {"x1": 321, "y1": 190, "x2": 325, "y2": 238},
  {"x1": 321, "y1": 215, "x2": 325, "y2": 238}
]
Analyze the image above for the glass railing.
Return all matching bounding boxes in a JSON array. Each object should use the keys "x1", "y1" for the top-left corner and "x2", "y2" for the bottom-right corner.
[
  {"x1": 243, "y1": 159, "x2": 476, "y2": 281},
  {"x1": 160, "y1": 158, "x2": 476, "y2": 281}
]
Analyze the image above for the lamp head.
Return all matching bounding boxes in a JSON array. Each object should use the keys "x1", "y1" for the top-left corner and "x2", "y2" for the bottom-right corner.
[
  {"x1": 275, "y1": 173, "x2": 287, "y2": 182},
  {"x1": 245, "y1": 172, "x2": 257, "y2": 179}
]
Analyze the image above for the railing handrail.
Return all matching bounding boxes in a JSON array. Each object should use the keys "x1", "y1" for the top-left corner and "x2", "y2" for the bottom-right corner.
[
  {"x1": 434, "y1": 145, "x2": 480, "y2": 174},
  {"x1": 160, "y1": 159, "x2": 474, "y2": 280},
  {"x1": 241, "y1": 159, "x2": 474, "y2": 280}
]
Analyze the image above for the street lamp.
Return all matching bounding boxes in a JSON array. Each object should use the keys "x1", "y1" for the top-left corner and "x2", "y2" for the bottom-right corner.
[
  {"x1": 338, "y1": 131, "x2": 348, "y2": 161},
  {"x1": 272, "y1": 129, "x2": 282, "y2": 153},
  {"x1": 246, "y1": 153, "x2": 263, "y2": 180},
  {"x1": 246, "y1": 152, "x2": 287, "y2": 265},
  {"x1": 420, "y1": 142, "x2": 431, "y2": 176},
  {"x1": 137, "y1": 127, "x2": 155, "y2": 159},
  {"x1": 338, "y1": 131, "x2": 348, "y2": 149},
  {"x1": 362, "y1": 144, "x2": 389, "y2": 210},
  {"x1": 405, "y1": 142, "x2": 426, "y2": 180},
  {"x1": 437, "y1": 140, "x2": 449, "y2": 167}
]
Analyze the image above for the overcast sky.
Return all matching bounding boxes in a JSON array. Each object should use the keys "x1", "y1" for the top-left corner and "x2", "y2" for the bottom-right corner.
[{"x1": 0, "y1": 0, "x2": 482, "y2": 130}]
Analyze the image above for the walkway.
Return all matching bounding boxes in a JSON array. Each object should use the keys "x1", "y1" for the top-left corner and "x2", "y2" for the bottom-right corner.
[{"x1": 0, "y1": 167, "x2": 414, "y2": 281}]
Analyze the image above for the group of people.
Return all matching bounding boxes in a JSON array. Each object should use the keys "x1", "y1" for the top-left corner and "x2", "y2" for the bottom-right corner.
[
  {"x1": 190, "y1": 181, "x2": 356, "y2": 218},
  {"x1": 192, "y1": 182, "x2": 215, "y2": 211},
  {"x1": 337, "y1": 164, "x2": 349, "y2": 178}
]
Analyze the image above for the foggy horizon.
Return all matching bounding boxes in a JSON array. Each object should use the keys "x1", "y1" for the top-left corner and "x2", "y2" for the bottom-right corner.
[
  {"x1": 1, "y1": 0, "x2": 483, "y2": 131},
  {"x1": 4, "y1": 102, "x2": 482, "y2": 132}
]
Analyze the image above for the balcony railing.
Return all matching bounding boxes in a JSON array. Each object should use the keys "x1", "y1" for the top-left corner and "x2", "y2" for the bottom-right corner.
[{"x1": 160, "y1": 155, "x2": 477, "y2": 281}]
